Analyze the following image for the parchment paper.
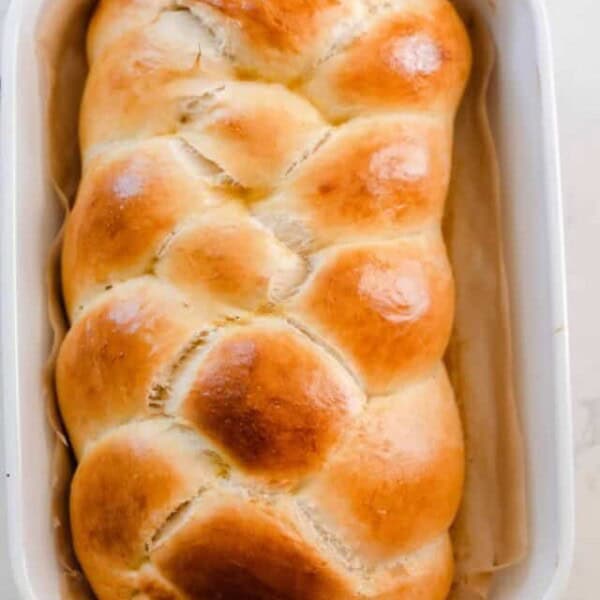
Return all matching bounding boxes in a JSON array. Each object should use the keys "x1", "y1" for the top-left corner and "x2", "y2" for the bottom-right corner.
[
  {"x1": 39, "y1": 1, "x2": 94, "y2": 598},
  {"x1": 37, "y1": 2, "x2": 527, "y2": 598},
  {"x1": 445, "y1": 9, "x2": 528, "y2": 598}
]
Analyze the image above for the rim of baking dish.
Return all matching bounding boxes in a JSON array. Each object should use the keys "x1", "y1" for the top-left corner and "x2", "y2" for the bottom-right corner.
[{"x1": 0, "y1": 0, "x2": 574, "y2": 599}]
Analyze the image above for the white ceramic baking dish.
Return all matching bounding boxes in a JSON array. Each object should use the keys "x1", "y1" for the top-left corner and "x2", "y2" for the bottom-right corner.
[{"x1": 1, "y1": 0, "x2": 574, "y2": 598}]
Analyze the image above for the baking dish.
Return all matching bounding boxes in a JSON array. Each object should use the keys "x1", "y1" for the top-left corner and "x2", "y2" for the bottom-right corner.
[{"x1": 1, "y1": 0, "x2": 573, "y2": 598}]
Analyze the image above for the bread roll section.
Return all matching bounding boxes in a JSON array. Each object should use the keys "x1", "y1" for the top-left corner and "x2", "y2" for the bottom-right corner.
[{"x1": 58, "y1": 1, "x2": 472, "y2": 598}]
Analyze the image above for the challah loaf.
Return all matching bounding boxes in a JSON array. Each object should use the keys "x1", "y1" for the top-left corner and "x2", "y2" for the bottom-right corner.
[{"x1": 57, "y1": 1, "x2": 472, "y2": 598}]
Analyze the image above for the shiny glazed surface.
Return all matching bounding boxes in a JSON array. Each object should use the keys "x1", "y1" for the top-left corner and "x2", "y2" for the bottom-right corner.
[{"x1": 56, "y1": 1, "x2": 472, "y2": 598}]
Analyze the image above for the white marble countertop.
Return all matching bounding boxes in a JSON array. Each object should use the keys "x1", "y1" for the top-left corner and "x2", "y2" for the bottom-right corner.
[
  {"x1": 0, "y1": 0, "x2": 598, "y2": 598},
  {"x1": 548, "y1": 0, "x2": 600, "y2": 597}
]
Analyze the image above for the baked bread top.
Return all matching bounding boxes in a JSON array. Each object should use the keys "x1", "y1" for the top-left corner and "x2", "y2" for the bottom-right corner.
[{"x1": 57, "y1": 1, "x2": 471, "y2": 598}]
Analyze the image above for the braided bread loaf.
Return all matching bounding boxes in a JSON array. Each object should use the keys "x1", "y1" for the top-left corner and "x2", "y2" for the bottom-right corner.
[{"x1": 57, "y1": 1, "x2": 472, "y2": 598}]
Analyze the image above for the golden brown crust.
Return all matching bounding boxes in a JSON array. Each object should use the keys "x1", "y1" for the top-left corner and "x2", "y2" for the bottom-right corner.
[
  {"x1": 259, "y1": 115, "x2": 452, "y2": 247},
  {"x1": 81, "y1": 11, "x2": 235, "y2": 157},
  {"x1": 291, "y1": 236, "x2": 455, "y2": 394},
  {"x1": 135, "y1": 566, "x2": 187, "y2": 600},
  {"x1": 370, "y1": 535, "x2": 454, "y2": 600},
  {"x1": 155, "y1": 207, "x2": 307, "y2": 316},
  {"x1": 62, "y1": 138, "x2": 223, "y2": 316},
  {"x1": 183, "y1": 0, "x2": 365, "y2": 82},
  {"x1": 152, "y1": 492, "x2": 353, "y2": 600},
  {"x1": 61, "y1": 0, "x2": 471, "y2": 597},
  {"x1": 192, "y1": 0, "x2": 341, "y2": 53},
  {"x1": 70, "y1": 420, "x2": 217, "y2": 599},
  {"x1": 303, "y1": 368, "x2": 464, "y2": 562},
  {"x1": 56, "y1": 279, "x2": 207, "y2": 456},
  {"x1": 289, "y1": 117, "x2": 451, "y2": 234},
  {"x1": 305, "y1": 0, "x2": 472, "y2": 120},
  {"x1": 179, "y1": 321, "x2": 363, "y2": 484},
  {"x1": 177, "y1": 82, "x2": 328, "y2": 190},
  {"x1": 86, "y1": 0, "x2": 169, "y2": 61}
]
